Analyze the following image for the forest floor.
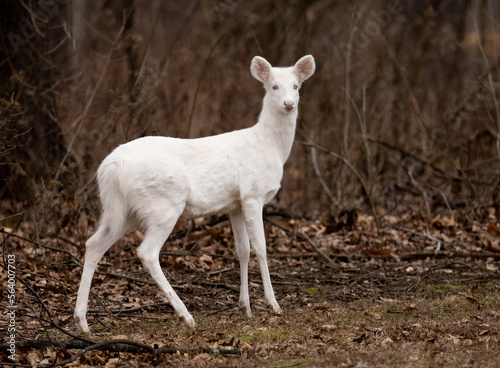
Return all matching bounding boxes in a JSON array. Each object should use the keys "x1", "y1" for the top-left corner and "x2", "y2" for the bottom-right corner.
[{"x1": 1, "y1": 207, "x2": 500, "y2": 367}]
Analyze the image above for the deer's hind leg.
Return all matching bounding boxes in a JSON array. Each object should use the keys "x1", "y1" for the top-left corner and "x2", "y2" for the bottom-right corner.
[
  {"x1": 75, "y1": 218, "x2": 136, "y2": 333},
  {"x1": 136, "y1": 196, "x2": 195, "y2": 327}
]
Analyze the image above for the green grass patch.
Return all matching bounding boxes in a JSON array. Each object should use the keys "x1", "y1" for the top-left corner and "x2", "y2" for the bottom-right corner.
[
  {"x1": 264, "y1": 358, "x2": 317, "y2": 367},
  {"x1": 237, "y1": 328, "x2": 291, "y2": 342},
  {"x1": 302, "y1": 287, "x2": 325, "y2": 296},
  {"x1": 432, "y1": 283, "x2": 466, "y2": 294}
]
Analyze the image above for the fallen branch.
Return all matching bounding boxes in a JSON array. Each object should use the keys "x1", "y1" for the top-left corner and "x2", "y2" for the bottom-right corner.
[
  {"x1": 191, "y1": 281, "x2": 240, "y2": 293},
  {"x1": 0, "y1": 251, "x2": 246, "y2": 366},
  {"x1": 394, "y1": 225, "x2": 442, "y2": 252},
  {"x1": 268, "y1": 251, "x2": 500, "y2": 262},
  {"x1": 299, "y1": 231, "x2": 337, "y2": 266},
  {"x1": 94, "y1": 269, "x2": 159, "y2": 286},
  {"x1": 207, "y1": 267, "x2": 234, "y2": 276},
  {"x1": 264, "y1": 217, "x2": 338, "y2": 266},
  {"x1": 0, "y1": 264, "x2": 94, "y2": 345},
  {"x1": 87, "y1": 301, "x2": 171, "y2": 315},
  {"x1": 0, "y1": 339, "x2": 246, "y2": 367},
  {"x1": 0, "y1": 228, "x2": 83, "y2": 266}
]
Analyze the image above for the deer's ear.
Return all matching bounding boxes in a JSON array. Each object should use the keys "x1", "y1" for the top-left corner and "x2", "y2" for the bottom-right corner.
[
  {"x1": 251, "y1": 56, "x2": 272, "y2": 83},
  {"x1": 294, "y1": 55, "x2": 315, "y2": 82}
]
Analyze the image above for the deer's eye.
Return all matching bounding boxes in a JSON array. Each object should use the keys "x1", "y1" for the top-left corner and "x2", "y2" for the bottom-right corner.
[{"x1": 272, "y1": 85, "x2": 279, "y2": 90}]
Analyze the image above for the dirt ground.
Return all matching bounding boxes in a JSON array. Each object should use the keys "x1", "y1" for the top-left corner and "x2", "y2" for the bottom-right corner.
[{"x1": 1, "y1": 210, "x2": 500, "y2": 367}]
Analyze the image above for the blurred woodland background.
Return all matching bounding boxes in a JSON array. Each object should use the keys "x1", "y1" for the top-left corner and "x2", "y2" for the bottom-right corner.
[{"x1": 1, "y1": 0, "x2": 500, "y2": 236}]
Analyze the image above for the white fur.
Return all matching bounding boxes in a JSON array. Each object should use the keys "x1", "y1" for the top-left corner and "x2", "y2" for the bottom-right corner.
[{"x1": 74, "y1": 55, "x2": 315, "y2": 333}]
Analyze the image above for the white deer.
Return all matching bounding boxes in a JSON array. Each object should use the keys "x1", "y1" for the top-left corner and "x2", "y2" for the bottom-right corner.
[{"x1": 74, "y1": 55, "x2": 316, "y2": 333}]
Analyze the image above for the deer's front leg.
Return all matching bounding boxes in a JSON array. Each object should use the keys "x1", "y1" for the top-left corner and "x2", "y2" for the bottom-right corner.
[
  {"x1": 230, "y1": 211, "x2": 252, "y2": 317},
  {"x1": 241, "y1": 198, "x2": 282, "y2": 314}
]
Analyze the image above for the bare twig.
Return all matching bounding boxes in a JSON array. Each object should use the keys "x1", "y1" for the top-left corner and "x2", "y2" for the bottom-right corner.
[
  {"x1": 394, "y1": 225, "x2": 442, "y2": 253},
  {"x1": 365, "y1": 136, "x2": 491, "y2": 186},
  {"x1": 191, "y1": 281, "x2": 239, "y2": 293},
  {"x1": 360, "y1": 85, "x2": 372, "y2": 186},
  {"x1": 343, "y1": 8, "x2": 358, "y2": 154},
  {"x1": 299, "y1": 231, "x2": 336, "y2": 266},
  {"x1": 0, "y1": 228, "x2": 83, "y2": 266},
  {"x1": 0, "y1": 261, "x2": 94, "y2": 345},
  {"x1": 205, "y1": 304, "x2": 238, "y2": 316},
  {"x1": 207, "y1": 267, "x2": 234, "y2": 276},
  {"x1": 94, "y1": 270, "x2": 158, "y2": 286},
  {"x1": 476, "y1": 20, "x2": 500, "y2": 159},
  {"x1": 299, "y1": 140, "x2": 381, "y2": 231},
  {"x1": 378, "y1": 32, "x2": 426, "y2": 135},
  {"x1": 310, "y1": 146, "x2": 335, "y2": 201},
  {"x1": 19, "y1": 0, "x2": 45, "y2": 37},
  {"x1": 54, "y1": 13, "x2": 128, "y2": 181},
  {"x1": 87, "y1": 301, "x2": 171, "y2": 315},
  {"x1": 0, "y1": 211, "x2": 26, "y2": 223},
  {"x1": 407, "y1": 168, "x2": 432, "y2": 220},
  {"x1": 186, "y1": 13, "x2": 249, "y2": 137},
  {"x1": 343, "y1": 83, "x2": 375, "y2": 203},
  {"x1": 265, "y1": 217, "x2": 337, "y2": 266}
]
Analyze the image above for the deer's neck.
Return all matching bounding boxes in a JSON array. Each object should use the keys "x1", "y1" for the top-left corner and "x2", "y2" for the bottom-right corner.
[{"x1": 256, "y1": 98, "x2": 298, "y2": 165}]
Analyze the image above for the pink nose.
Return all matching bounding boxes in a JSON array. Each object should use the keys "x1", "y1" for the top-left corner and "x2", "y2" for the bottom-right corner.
[{"x1": 284, "y1": 100, "x2": 294, "y2": 110}]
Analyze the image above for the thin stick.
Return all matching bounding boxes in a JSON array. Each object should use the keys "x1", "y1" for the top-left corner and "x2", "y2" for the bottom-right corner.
[
  {"x1": 407, "y1": 168, "x2": 432, "y2": 220},
  {"x1": 0, "y1": 228, "x2": 84, "y2": 266},
  {"x1": 299, "y1": 140, "x2": 381, "y2": 231},
  {"x1": 0, "y1": 211, "x2": 26, "y2": 223},
  {"x1": 310, "y1": 146, "x2": 335, "y2": 201},
  {"x1": 476, "y1": 20, "x2": 500, "y2": 159},
  {"x1": 0, "y1": 262, "x2": 94, "y2": 345},
  {"x1": 300, "y1": 231, "x2": 337, "y2": 266},
  {"x1": 186, "y1": 15, "x2": 248, "y2": 138},
  {"x1": 395, "y1": 225, "x2": 442, "y2": 253},
  {"x1": 87, "y1": 301, "x2": 171, "y2": 315},
  {"x1": 365, "y1": 136, "x2": 490, "y2": 186},
  {"x1": 54, "y1": 13, "x2": 127, "y2": 181},
  {"x1": 207, "y1": 267, "x2": 234, "y2": 276},
  {"x1": 343, "y1": 8, "x2": 356, "y2": 154}
]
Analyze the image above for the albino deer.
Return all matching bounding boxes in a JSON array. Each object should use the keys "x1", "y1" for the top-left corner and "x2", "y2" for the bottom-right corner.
[{"x1": 74, "y1": 55, "x2": 315, "y2": 333}]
